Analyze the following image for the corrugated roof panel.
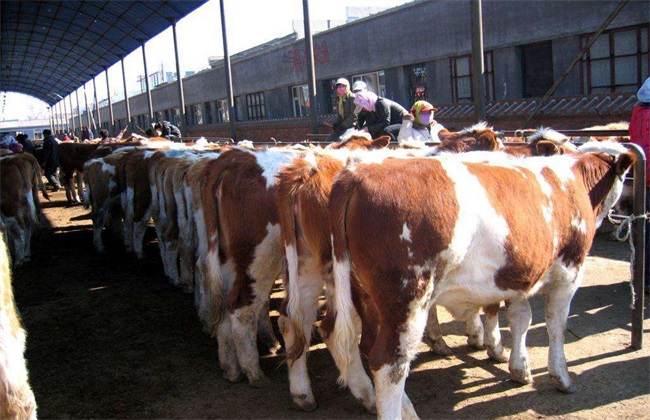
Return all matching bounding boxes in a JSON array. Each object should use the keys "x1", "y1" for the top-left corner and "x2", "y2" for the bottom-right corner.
[{"x1": 1, "y1": 0, "x2": 208, "y2": 105}]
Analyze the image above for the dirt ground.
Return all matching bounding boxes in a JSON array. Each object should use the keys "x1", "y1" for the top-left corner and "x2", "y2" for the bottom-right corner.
[{"x1": 11, "y1": 189, "x2": 650, "y2": 419}]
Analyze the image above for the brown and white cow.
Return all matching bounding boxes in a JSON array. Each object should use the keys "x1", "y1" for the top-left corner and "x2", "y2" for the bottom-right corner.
[
  {"x1": 326, "y1": 142, "x2": 635, "y2": 418},
  {"x1": 504, "y1": 127, "x2": 577, "y2": 157},
  {"x1": 0, "y1": 153, "x2": 49, "y2": 265},
  {"x1": 0, "y1": 228, "x2": 37, "y2": 419},
  {"x1": 192, "y1": 146, "x2": 301, "y2": 386}
]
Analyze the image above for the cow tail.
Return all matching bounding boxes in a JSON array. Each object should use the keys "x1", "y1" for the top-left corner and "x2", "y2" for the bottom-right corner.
[
  {"x1": 83, "y1": 182, "x2": 91, "y2": 209},
  {"x1": 277, "y1": 169, "x2": 308, "y2": 362},
  {"x1": 328, "y1": 174, "x2": 357, "y2": 386},
  {"x1": 30, "y1": 158, "x2": 49, "y2": 202}
]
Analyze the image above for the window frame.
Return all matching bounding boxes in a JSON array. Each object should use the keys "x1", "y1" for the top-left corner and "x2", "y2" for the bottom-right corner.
[
  {"x1": 450, "y1": 51, "x2": 495, "y2": 103},
  {"x1": 580, "y1": 24, "x2": 649, "y2": 94},
  {"x1": 246, "y1": 92, "x2": 266, "y2": 120}
]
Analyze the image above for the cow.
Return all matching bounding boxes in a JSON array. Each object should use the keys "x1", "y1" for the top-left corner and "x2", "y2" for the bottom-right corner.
[
  {"x1": 504, "y1": 127, "x2": 577, "y2": 157},
  {"x1": 277, "y1": 131, "x2": 513, "y2": 412},
  {"x1": 0, "y1": 153, "x2": 49, "y2": 265},
  {"x1": 83, "y1": 151, "x2": 132, "y2": 253},
  {"x1": 0, "y1": 228, "x2": 37, "y2": 419},
  {"x1": 325, "y1": 142, "x2": 635, "y2": 418},
  {"x1": 192, "y1": 146, "x2": 302, "y2": 386},
  {"x1": 436, "y1": 122, "x2": 503, "y2": 153}
]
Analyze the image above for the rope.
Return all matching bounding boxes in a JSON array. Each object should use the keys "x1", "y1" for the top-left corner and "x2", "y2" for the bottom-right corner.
[{"x1": 612, "y1": 212, "x2": 649, "y2": 309}]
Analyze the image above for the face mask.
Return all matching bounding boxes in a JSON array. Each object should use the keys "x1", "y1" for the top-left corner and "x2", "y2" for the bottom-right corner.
[
  {"x1": 337, "y1": 86, "x2": 347, "y2": 95},
  {"x1": 419, "y1": 112, "x2": 432, "y2": 125}
]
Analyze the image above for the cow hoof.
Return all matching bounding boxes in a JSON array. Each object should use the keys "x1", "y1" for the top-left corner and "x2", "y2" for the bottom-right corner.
[
  {"x1": 362, "y1": 401, "x2": 377, "y2": 415},
  {"x1": 510, "y1": 368, "x2": 532, "y2": 385},
  {"x1": 467, "y1": 334, "x2": 485, "y2": 349},
  {"x1": 487, "y1": 347, "x2": 508, "y2": 363},
  {"x1": 550, "y1": 375, "x2": 577, "y2": 394},
  {"x1": 248, "y1": 375, "x2": 271, "y2": 389},
  {"x1": 291, "y1": 394, "x2": 318, "y2": 412},
  {"x1": 223, "y1": 370, "x2": 245, "y2": 383},
  {"x1": 264, "y1": 340, "x2": 282, "y2": 356},
  {"x1": 423, "y1": 336, "x2": 453, "y2": 356}
]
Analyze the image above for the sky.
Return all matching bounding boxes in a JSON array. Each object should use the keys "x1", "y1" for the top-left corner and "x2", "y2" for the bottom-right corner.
[{"x1": 1, "y1": 0, "x2": 410, "y2": 122}]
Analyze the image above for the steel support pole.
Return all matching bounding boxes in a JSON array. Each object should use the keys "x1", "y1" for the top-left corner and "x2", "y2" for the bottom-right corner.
[
  {"x1": 171, "y1": 19, "x2": 186, "y2": 133},
  {"x1": 75, "y1": 90, "x2": 83, "y2": 136},
  {"x1": 83, "y1": 85, "x2": 91, "y2": 129},
  {"x1": 141, "y1": 41, "x2": 154, "y2": 123},
  {"x1": 62, "y1": 99, "x2": 69, "y2": 133},
  {"x1": 105, "y1": 67, "x2": 115, "y2": 133},
  {"x1": 626, "y1": 143, "x2": 646, "y2": 350},
  {"x1": 57, "y1": 102, "x2": 63, "y2": 134},
  {"x1": 93, "y1": 77, "x2": 101, "y2": 129},
  {"x1": 53, "y1": 103, "x2": 59, "y2": 134},
  {"x1": 69, "y1": 95, "x2": 76, "y2": 135},
  {"x1": 219, "y1": 0, "x2": 237, "y2": 140},
  {"x1": 302, "y1": 0, "x2": 318, "y2": 134},
  {"x1": 121, "y1": 57, "x2": 132, "y2": 131},
  {"x1": 470, "y1": 0, "x2": 485, "y2": 122},
  {"x1": 48, "y1": 107, "x2": 53, "y2": 132}
]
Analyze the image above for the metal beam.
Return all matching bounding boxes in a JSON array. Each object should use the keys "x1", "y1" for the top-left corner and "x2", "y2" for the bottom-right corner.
[
  {"x1": 75, "y1": 89, "x2": 83, "y2": 137},
  {"x1": 83, "y1": 85, "x2": 91, "y2": 129},
  {"x1": 141, "y1": 41, "x2": 154, "y2": 123},
  {"x1": 171, "y1": 18, "x2": 186, "y2": 133},
  {"x1": 69, "y1": 95, "x2": 76, "y2": 135},
  {"x1": 105, "y1": 67, "x2": 114, "y2": 132},
  {"x1": 62, "y1": 96, "x2": 69, "y2": 133},
  {"x1": 93, "y1": 77, "x2": 101, "y2": 129},
  {"x1": 121, "y1": 57, "x2": 132, "y2": 131},
  {"x1": 471, "y1": 0, "x2": 485, "y2": 122},
  {"x1": 219, "y1": 0, "x2": 236, "y2": 140},
  {"x1": 302, "y1": 0, "x2": 318, "y2": 134}
]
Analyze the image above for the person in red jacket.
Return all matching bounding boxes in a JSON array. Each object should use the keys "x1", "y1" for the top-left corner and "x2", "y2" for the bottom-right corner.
[{"x1": 629, "y1": 76, "x2": 650, "y2": 292}]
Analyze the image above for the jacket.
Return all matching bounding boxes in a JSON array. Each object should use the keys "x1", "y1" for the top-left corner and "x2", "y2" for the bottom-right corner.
[
  {"x1": 629, "y1": 103, "x2": 649, "y2": 187},
  {"x1": 334, "y1": 92, "x2": 357, "y2": 131},
  {"x1": 160, "y1": 121, "x2": 181, "y2": 138},
  {"x1": 40, "y1": 135, "x2": 59, "y2": 173},
  {"x1": 357, "y1": 97, "x2": 408, "y2": 136}
]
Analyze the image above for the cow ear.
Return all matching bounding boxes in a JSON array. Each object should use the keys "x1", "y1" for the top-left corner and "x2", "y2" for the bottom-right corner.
[
  {"x1": 536, "y1": 140, "x2": 559, "y2": 156},
  {"x1": 370, "y1": 136, "x2": 391, "y2": 149},
  {"x1": 615, "y1": 152, "x2": 636, "y2": 176}
]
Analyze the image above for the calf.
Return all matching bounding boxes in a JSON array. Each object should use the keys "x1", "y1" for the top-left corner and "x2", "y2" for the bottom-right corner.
[
  {"x1": 0, "y1": 228, "x2": 37, "y2": 418},
  {"x1": 195, "y1": 146, "x2": 300, "y2": 386},
  {"x1": 0, "y1": 153, "x2": 49, "y2": 265},
  {"x1": 327, "y1": 142, "x2": 634, "y2": 418}
]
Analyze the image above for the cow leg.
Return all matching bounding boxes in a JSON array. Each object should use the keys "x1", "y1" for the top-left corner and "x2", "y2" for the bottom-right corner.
[
  {"x1": 422, "y1": 304, "x2": 453, "y2": 356},
  {"x1": 483, "y1": 303, "x2": 507, "y2": 362},
  {"x1": 132, "y1": 219, "x2": 148, "y2": 259},
  {"x1": 506, "y1": 298, "x2": 532, "y2": 385},
  {"x1": 321, "y1": 305, "x2": 375, "y2": 414},
  {"x1": 75, "y1": 172, "x2": 84, "y2": 203},
  {"x1": 257, "y1": 300, "x2": 280, "y2": 355},
  {"x1": 92, "y1": 207, "x2": 108, "y2": 253},
  {"x1": 213, "y1": 259, "x2": 242, "y2": 382},
  {"x1": 545, "y1": 269, "x2": 581, "y2": 394},
  {"x1": 230, "y1": 287, "x2": 268, "y2": 387},
  {"x1": 370, "y1": 304, "x2": 427, "y2": 420},
  {"x1": 466, "y1": 308, "x2": 485, "y2": 349},
  {"x1": 280, "y1": 262, "x2": 323, "y2": 411},
  {"x1": 122, "y1": 189, "x2": 135, "y2": 254}
]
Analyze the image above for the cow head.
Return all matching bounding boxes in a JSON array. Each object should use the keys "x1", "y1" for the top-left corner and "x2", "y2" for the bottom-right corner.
[
  {"x1": 328, "y1": 131, "x2": 391, "y2": 150},
  {"x1": 576, "y1": 141, "x2": 636, "y2": 227}
]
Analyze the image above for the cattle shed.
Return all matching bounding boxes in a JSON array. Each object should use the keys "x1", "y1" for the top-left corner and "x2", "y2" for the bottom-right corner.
[{"x1": 0, "y1": 0, "x2": 207, "y2": 105}]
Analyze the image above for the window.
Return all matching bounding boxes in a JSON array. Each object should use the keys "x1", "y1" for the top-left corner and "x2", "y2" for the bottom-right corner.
[
  {"x1": 215, "y1": 99, "x2": 230, "y2": 123},
  {"x1": 204, "y1": 101, "x2": 213, "y2": 124},
  {"x1": 450, "y1": 52, "x2": 494, "y2": 102},
  {"x1": 172, "y1": 108, "x2": 182, "y2": 127},
  {"x1": 409, "y1": 64, "x2": 428, "y2": 103},
  {"x1": 352, "y1": 71, "x2": 386, "y2": 96},
  {"x1": 246, "y1": 92, "x2": 266, "y2": 120},
  {"x1": 521, "y1": 41, "x2": 553, "y2": 97},
  {"x1": 580, "y1": 25, "x2": 649, "y2": 94},
  {"x1": 291, "y1": 85, "x2": 310, "y2": 117},
  {"x1": 190, "y1": 104, "x2": 204, "y2": 125}
]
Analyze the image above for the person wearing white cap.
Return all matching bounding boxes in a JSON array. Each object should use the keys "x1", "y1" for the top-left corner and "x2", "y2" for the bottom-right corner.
[
  {"x1": 326, "y1": 78, "x2": 358, "y2": 142},
  {"x1": 629, "y1": 76, "x2": 650, "y2": 292},
  {"x1": 351, "y1": 80, "x2": 367, "y2": 93}
]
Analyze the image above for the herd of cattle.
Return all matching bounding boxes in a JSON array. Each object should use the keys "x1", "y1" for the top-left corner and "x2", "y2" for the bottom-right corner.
[{"x1": 0, "y1": 124, "x2": 636, "y2": 419}]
